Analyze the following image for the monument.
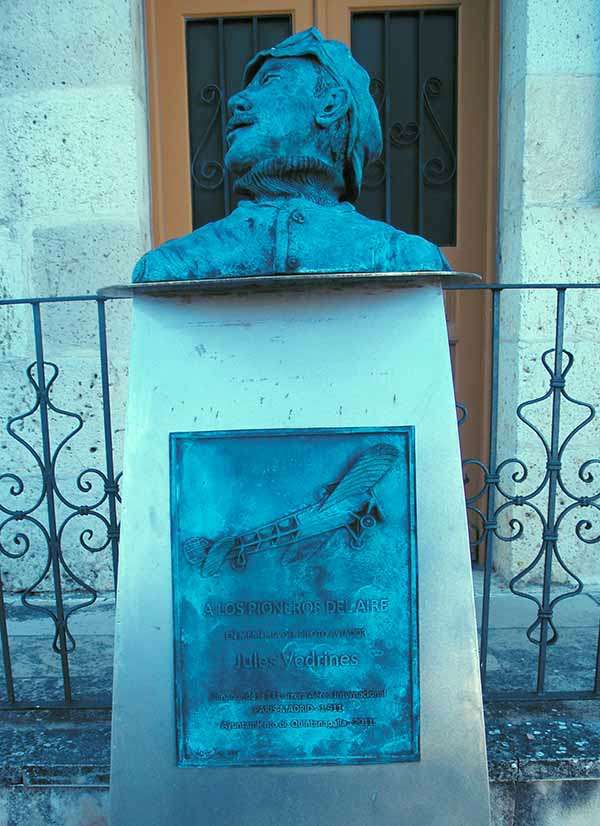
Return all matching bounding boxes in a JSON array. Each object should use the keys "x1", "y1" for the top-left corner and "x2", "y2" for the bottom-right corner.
[{"x1": 108, "y1": 28, "x2": 490, "y2": 826}]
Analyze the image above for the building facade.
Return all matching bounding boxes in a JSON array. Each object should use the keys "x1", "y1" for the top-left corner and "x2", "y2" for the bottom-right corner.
[{"x1": 0, "y1": 0, "x2": 598, "y2": 592}]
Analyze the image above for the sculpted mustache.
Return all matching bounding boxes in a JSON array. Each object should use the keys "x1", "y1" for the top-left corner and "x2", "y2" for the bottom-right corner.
[{"x1": 226, "y1": 117, "x2": 257, "y2": 136}]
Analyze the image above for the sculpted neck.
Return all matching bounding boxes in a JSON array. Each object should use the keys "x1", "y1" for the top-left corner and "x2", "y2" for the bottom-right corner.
[{"x1": 233, "y1": 156, "x2": 345, "y2": 206}]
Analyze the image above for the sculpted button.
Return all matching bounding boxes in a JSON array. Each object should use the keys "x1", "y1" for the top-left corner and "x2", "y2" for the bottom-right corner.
[
  {"x1": 287, "y1": 256, "x2": 300, "y2": 270},
  {"x1": 291, "y1": 210, "x2": 305, "y2": 224}
]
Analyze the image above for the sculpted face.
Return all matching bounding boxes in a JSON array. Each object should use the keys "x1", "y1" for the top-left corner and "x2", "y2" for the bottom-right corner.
[{"x1": 225, "y1": 57, "x2": 324, "y2": 176}]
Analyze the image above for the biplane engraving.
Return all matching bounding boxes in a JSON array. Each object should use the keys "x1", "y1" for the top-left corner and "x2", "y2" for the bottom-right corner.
[{"x1": 183, "y1": 443, "x2": 399, "y2": 577}]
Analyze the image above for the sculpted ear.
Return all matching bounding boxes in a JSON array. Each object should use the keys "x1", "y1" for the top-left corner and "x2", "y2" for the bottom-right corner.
[{"x1": 315, "y1": 86, "x2": 350, "y2": 128}]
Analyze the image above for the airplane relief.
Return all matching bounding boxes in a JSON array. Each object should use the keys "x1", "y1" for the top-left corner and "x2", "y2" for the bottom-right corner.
[{"x1": 182, "y1": 443, "x2": 400, "y2": 577}]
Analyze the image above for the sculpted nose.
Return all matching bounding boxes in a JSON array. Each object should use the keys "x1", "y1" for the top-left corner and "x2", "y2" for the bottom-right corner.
[{"x1": 228, "y1": 90, "x2": 252, "y2": 117}]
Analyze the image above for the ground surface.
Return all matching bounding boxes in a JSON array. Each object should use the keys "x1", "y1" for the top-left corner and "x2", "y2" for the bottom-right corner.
[{"x1": 0, "y1": 573, "x2": 599, "y2": 785}]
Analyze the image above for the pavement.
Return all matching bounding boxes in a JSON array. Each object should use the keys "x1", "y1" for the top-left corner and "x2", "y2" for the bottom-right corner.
[
  {"x1": 0, "y1": 572, "x2": 599, "y2": 784},
  {"x1": 472, "y1": 569, "x2": 600, "y2": 696},
  {"x1": 0, "y1": 593, "x2": 115, "y2": 708}
]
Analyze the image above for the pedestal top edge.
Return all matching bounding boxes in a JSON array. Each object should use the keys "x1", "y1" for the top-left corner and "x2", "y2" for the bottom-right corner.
[{"x1": 98, "y1": 271, "x2": 480, "y2": 298}]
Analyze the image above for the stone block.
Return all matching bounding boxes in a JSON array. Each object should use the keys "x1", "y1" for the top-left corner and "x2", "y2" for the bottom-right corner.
[
  {"x1": 6, "y1": 787, "x2": 108, "y2": 826},
  {"x1": 513, "y1": 778, "x2": 600, "y2": 826},
  {"x1": 526, "y1": 0, "x2": 600, "y2": 77},
  {"x1": 510, "y1": 288, "x2": 600, "y2": 347},
  {"x1": 523, "y1": 75, "x2": 600, "y2": 206},
  {"x1": 498, "y1": 208, "x2": 525, "y2": 281},
  {"x1": 496, "y1": 329, "x2": 522, "y2": 477},
  {"x1": 0, "y1": 88, "x2": 141, "y2": 221},
  {"x1": 563, "y1": 288, "x2": 600, "y2": 344},
  {"x1": 130, "y1": 0, "x2": 150, "y2": 108},
  {"x1": 517, "y1": 205, "x2": 600, "y2": 282},
  {"x1": 31, "y1": 221, "x2": 143, "y2": 296},
  {"x1": 0, "y1": 1, "x2": 135, "y2": 95},
  {"x1": 0, "y1": 227, "x2": 25, "y2": 299},
  {"x1": 0, "y1": 228, "x2": 30, "y2": 357},
  {"x1": 499, "y1": 84, "x2": 527, "y2": 216},
  {"x1": 490, "y1": 781, "x2": 516, "y2": 826},
  {"x1": 500, "y1": 0, "x2": 529, "y2": 96}
]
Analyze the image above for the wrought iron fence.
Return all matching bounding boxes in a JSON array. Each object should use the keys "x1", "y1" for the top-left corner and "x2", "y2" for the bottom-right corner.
[
  {"x1": 451, "y1": 283, "x2": 600, "y2": 702},
  {"x1": 0, "y1": 284, "x2": 598, "y2": 710},
  {"x1": 0, "y1": 295, "x2": 123, "y2": 709}
]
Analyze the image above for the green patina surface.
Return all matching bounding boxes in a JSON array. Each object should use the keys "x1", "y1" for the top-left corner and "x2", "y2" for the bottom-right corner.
[
  {"x1": 133, "y1": 28, "x2": 449, "y2": 282},
  {"x1": 169, "y1": 427, "x2": 419, "y2": 768}
]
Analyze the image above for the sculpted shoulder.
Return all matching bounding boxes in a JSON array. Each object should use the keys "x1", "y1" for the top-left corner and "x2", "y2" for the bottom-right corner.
[
  {"x1": 388, "y1": 224, "x2": 450, "y2": 272},
  {"x1": 337, "y1": 209, "x2": 450, "y2": 272},
  {"x1": 132, "y1": 205, "x2": 278, "y2": 281},
  {"x1": 133, "y1": 230, "x2": 198, "y2": 283},
  {"x1": 132, "y1": 219, "x2": 233, "y2": 283}
]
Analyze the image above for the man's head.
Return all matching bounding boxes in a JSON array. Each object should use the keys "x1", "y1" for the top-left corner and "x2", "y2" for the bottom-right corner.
[{"x1": 224, "y1": 28, "x2": 382, "y2": 202}]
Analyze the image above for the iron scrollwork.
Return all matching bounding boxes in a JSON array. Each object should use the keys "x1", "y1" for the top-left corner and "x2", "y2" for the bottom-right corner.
[
  {"x1": 464, "y1": 338, "x2": 600, "y2": 657},
  {"x1": 0, "y1": 358, "x2": 121, "y2": 696},
  {"x1": 190, "y1": 84, "x2": 226, "y2": 191},
  {"x1": 421, "y1": 77, "x2": 457, "y2": 186},
  {"x1": 364, "y1": 75, "x2": 457, "y2": 192}
]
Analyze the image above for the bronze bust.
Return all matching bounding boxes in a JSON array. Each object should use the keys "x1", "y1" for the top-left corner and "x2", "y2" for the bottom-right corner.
[{"x1": 133, "y1": 28, "x2": 449, "y2": 282}]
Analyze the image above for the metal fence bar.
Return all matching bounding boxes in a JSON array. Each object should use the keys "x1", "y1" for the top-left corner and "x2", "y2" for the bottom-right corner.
[
  {"x1": 477, "y1": 288, "x2": 500, "y2": 693},
  {"x1": 217, "y1": 17, "x2": 231, "y2": 216},
  {"x1": 416, "y1": 10, "x2": 424, "y2": 235},
  {"x1": 464, "y1": 284, "x2": 600, "y2": 703},
  {"x1": 0, "y1": 575, "x2": 15, "y2": 704},
  {"x1": 31, "y1": 302, "x2": 72, "y2": 703},
  {"x1": 97, "y1": 299, "x2": 121, "y2": 590},
  {"x1": 536, "y1": 288, "x2": 566, "y2": 693},
  {"x1": 594, "y1": 626, "x2": 600, "y2": 695}
]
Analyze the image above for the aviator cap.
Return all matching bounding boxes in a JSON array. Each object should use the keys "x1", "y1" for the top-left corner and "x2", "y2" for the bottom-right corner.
[{"x1": 243, "y1": 27, "x2": 382, "y2": 202}]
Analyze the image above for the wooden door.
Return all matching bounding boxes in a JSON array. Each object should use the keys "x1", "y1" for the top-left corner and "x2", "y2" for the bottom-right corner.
[{"x1": 145, "y1": 0, "x2": 499, "y2": 558}]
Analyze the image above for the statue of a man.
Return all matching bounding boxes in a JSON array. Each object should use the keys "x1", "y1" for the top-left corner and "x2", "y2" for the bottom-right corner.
[{"x1": 133, "y1": 28, "x2": 449, "y2": 282}]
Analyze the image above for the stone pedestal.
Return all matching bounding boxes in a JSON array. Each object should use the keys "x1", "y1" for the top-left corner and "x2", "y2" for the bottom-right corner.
[{"x1": 106, "y1": 273, "x2": 490, "y2": 826}]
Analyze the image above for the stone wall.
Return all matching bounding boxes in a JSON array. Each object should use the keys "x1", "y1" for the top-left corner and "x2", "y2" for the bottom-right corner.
[
  {"x1": 495, "y1": 0, "x2": 600, "y2": 585},
  {"x1": 0, "y1": 1, "x2": 149, "y2": 592},
  {"x1": 0, "y1": 0, "x2": 598, "y2": 592}
]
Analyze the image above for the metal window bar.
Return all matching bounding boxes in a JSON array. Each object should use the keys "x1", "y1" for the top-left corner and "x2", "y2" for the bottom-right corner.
[
  {"x1": 352, "y1": 9, "x2": 458, "y2": 245},
  {"x1": 0, "y1": 285, "x2": 598, "y2": 709},
  {"x1": 186, "y1": 15, "x2": 292, "y2": 229}
]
